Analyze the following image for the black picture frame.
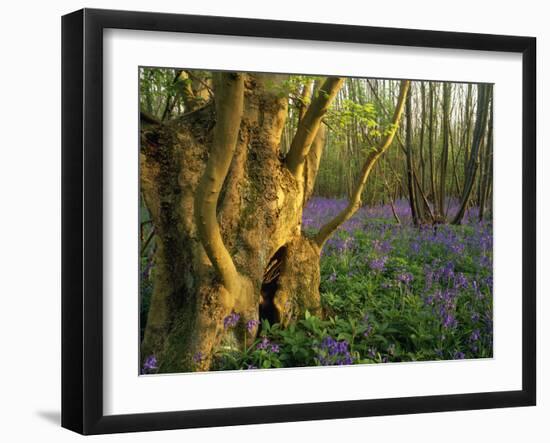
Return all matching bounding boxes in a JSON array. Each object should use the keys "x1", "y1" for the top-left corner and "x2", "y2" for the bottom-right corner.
[{"x1": 62, "y1": 8, "x2": 536, "y2": 435}]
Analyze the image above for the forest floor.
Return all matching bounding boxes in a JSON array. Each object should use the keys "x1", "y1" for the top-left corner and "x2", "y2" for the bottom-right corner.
[{"x1": 213, "y1": 197, "x2": 493, "y2": 370}]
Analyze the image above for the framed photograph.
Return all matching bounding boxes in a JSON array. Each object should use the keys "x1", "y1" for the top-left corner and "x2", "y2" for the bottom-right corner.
[{"x1": 62, "y1": 8, "x2": 536, "y2": 435}]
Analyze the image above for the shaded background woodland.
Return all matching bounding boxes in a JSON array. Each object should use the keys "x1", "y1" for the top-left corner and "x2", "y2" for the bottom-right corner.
[{"x1": 140, "y1": 69, "x2": 493, "y2": 224}]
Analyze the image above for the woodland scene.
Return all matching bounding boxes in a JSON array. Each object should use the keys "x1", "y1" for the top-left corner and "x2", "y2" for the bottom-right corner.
[{"x1": 139, "y1": 68, "x2": 493, "y2": 374}]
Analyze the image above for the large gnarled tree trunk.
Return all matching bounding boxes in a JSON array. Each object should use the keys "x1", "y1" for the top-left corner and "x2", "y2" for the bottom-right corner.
[{"x1": 140, "y1": 73, "x2": 409, "y2": 373}]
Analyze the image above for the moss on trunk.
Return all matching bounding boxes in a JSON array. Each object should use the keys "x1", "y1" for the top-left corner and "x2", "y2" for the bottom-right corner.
[{"x1": 140, "y1": 74, "x2": 326, "y2": 373}]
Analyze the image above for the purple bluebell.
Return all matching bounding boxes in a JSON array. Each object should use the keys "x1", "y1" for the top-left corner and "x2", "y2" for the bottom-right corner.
[
  {"x1": 223, "y1": 312, "x2": 240, "y2": 329},
  {"x1": 396, "y1": 272, "x2": 413, "y2": 285},
  {"x1": 317, "y1": 336, "x2": 354, "y2": 366},
  {"x1": 256, "y1": 337, "x2": 270, "y2": 350},
  {"x1": 142, "y1": 355, "x2": 158, "y2": 373},
  {"x1": 246, "y1": 319, "x2": 260, "y2": 332},
  {"x1": 369, "y1": 256, "x2": 388, "y2": 272}
]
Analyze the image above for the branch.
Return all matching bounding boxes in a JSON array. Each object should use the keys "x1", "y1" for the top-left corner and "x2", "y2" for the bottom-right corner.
[
  {"x1": 303, "y1": 123, "x2": 326, "y2": 203},
  {"x1": 382, "y1": 179, "x2": 401, "y2": 225},
  {"x1": 297, "y1": 79, "x2": 313, "y2": 122},
  {"x1": 140, "y1": 228, "x2": 155, "y2": 256},
  {"x1": 285, "y1": 77, "x2": 343, "y2": 178},
  {"x1": 303, "y1": 81, "x2": 328, "y2": 203},
  {"x1": 451, "y1": 84, "x2": 491, "y2": 225},
  {"x1": 366, "y1": 79, "x2": 409, "y2": 156},
  {"x1": 160, "y1": 70, "x2": 181, "y2": 121},
  {"x1": 413, "y1": 168, "x2": 435, "y2": 222},
  {"x1": 194, "y1": 72, "x2": 244, "y2": 294},
  {"x1": 185, "y1": 70, "x2": 214, "y2": 97},
  {"x1": 314, "y1": 80, "x2": 411, "y2": 248},
  {"x1": 140, "y1": 110, "x2": 161, "y2": 126}
]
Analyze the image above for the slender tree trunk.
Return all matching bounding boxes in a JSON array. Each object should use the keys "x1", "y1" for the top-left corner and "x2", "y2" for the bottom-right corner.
[
  {"x1": 452, "y1": 84, "x2": 492, "y2": 225},
  {"x1": 463, "y1": 84, "x2": 473, "y2": 176},
  {"x1": 315, "y1": 80, "x2": 410, "y2": 247},
  {"x1": 419, "y1": 82, "x2": 427, "y2": 196},
  {"x1": 479, "y1": 101, "x2": 493, "y2": 221},
  {"x1": 438, "y1": 83, "x2": 451, "y2": 219},
  {"x1": 404, "y1": 87, "x2": 419, "y2": 225},
  {"x1": 428, "y1": 82, "x2": 437, "y2": 205}
]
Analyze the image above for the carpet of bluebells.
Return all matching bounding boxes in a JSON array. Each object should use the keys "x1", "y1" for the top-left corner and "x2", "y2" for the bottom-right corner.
[
  {"x1": 209, "y1": 197, "x2": 493, "y2": 372},
  {"x1": 141, "y1": 197, "x2": 493, "y2": 374}
]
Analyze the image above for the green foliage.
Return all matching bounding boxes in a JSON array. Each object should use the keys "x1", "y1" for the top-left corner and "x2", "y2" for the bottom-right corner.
[
  {"x1": 139, "y1": 67, "x2": 212, "y2": 120},
  {"x1": 326, "y1": 99, "x2": 378, "y2": 137},
  {"x1": 212, "y1": 218, "x2": 493, "y2": 370},
  {"x1": 265, "y1": 75, "x2": 320, "y2": 100}
]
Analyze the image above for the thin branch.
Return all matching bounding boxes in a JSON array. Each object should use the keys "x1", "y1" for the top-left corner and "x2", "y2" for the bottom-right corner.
[
  {"x1": 298, "y1": 79, "x2": 314, "y2": 122},
  {"x1": 366, "y1": 79, "x2": 411, "y2": 158},
  {"x1": 304, "y1": 123, "x2": 326, "y2": 204},
  {"x1": 185, "y1": 70, "x2": 214, "y2": 97},
  {"x1": 140, "y1": 229, "x2": 155, "y2": 256},
  {"x1": 382, "y1": 179, "x2": 401, "y2": 225},
  {"x1": 412, "y1": 169, "x2": 435, "y2": 222},
  {"x1": 140, "y1": 110, "x2": 161, "y2": 126},
  {"x1": 285, "y1": 77, "x2": 344, "y2": 179},
  {"x1": 314, "y1": 80, "x2": 410, "y2": 248}
]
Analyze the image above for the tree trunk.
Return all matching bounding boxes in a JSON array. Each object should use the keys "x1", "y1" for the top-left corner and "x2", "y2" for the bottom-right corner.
[
  {"x1": 478, "y1": 101, "x2": 493, "y2": 221},
  {"x1": 140, "y1": 74, "x2": 410, "y2": 373},
  {"x1": 140, "y1": 73, "x2": 337, "y2": 373},
  {"x1": 419, "y1": 82, "x2": 427, "y2": 190},
  {"x1": 438, "y1": 83, "x2": 451, "y2": 219},
  {"x1": 404, "y1": 87, "x2": 419, "y2": 225},
  {"x1": 452, "y1": 84, "x2": 492, "y2": 225},
  {"x1": 428, "y1": 82, "x2": 437, "y2": 205}
]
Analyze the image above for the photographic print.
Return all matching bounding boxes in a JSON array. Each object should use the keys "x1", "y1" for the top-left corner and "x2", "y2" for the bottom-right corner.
[
  {"x1": 139, "y1": 69, "x2": 493, "y2": 375},
  {"x1": 62, "y1": 10, "x2": 535, "y2": 433}
]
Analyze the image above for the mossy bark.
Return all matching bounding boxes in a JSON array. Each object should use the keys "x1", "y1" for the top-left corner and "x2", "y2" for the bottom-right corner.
[
  {"x1": 140, "y1": 75, "x2": 410, "y2": 373},
  {"x1": 140, "y1": 74, "x2": 325, "y2": 373}
]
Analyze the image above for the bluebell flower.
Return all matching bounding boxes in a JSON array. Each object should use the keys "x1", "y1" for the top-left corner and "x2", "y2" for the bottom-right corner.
[
  {"x1": 396, "y1": 272, "x2": 413, "y2": 285},
  {"x1": 223, "y1": 312, "x2": 240, "y2": 329},
  {"x1": 246, "y1": 319, "x2": 260, "y2": 332},
  {"x1": 257, "y1": 337, "x2": 270, "y2": 350},
  {"x1": 316, "y1": 336, "x2": 354, "y2": 366},
  {"x1": 142, "y1": 355, "x2": 158, "y2": 373},
  {"x1": 369, "y1": 256, "x2": 388, "y2": 273}
]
